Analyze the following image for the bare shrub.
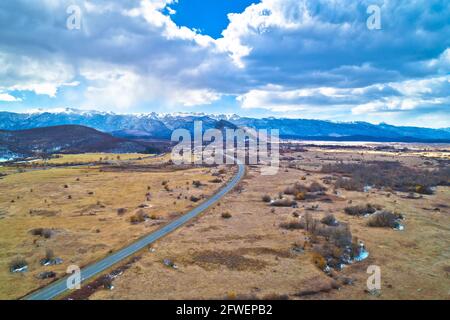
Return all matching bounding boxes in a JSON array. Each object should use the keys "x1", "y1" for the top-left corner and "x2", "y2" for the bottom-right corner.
[
  {"x1": 344, "y1": 204, "x2": 379, "y2": 216},
  {"x1": 335, "y1": 177, "x2": 363, "y2": 191},
  {"x1": 30, "y1": 228, "x2": 44, "y2": 236},
  {"x1": 117, "y1": 208, "x2": 127, "y2": 215},
  {"x1": 45, "y1": 249, "x2": 54, "y2": 261},
  {"x1": 323, "y1": 161, "x2": 450, "y2": 194},
  {"x1": 311, "y1": 252, "x2": 327, "y2": 270},
  {"x1": 30, "y1": 228, "x2": 53, "y2": 239},
  {"x1": 299, "y1": 213, "x2": 315, "y2": 232},
  {"x1": 192, "y1": 180, "x2": 202, "y2": 188},
  {"x1": 221, "y1": 212, "x2": 232, "y2": 219},
  {"x1": 190, "y1": 195, "x2": 200, "y2": 203},
  {"x1": 284, "y1": 183, "x2": 308, "y2": 195},
  {"x1": 9, "y1": 258, "x2": 28, "y2": 271},
  {"x1": 234, "y1": 184, "x2": 244, "y2": 193},
  {"x1": 101, "y1": 276, "x2": 114, "y2": 290},
  {"x1": 309, "y1": 182, "x2": 327, "y2": 193},
  {"x1": 280, "y1": 221, "x2": 303, "y2": 230},
  {"x1": 294, "y1": 192, "x2": 306, "y2": 201},
  {"x1": 321, "y1": 214, "x2": 338, "y2": 226},
  {"x1": 367, "y1": 211, "x2": 401, "y2": 228},
  {"x1": 130, "y1": 210, "x2": 147, "y2": 224},
  {"x1": 271, "y1": 198, "x2": 297, "y2": 207},
  {"x1": 328, "y1": 224, "x2": 352, "y2": 248}
]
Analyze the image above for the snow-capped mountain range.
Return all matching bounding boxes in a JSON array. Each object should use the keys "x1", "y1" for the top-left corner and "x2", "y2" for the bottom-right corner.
[{"x1": 1, "y1": 108, "x2": 450, "y2": 143}]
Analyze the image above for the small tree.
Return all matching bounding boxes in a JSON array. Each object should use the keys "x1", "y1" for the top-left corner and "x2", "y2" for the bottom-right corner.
[
  {"x1": 221, "y1": 212, "x2": 232, "y2": 219},
  {"x1": 45, "y1": 249, "x2": 54, "y2": 261}
]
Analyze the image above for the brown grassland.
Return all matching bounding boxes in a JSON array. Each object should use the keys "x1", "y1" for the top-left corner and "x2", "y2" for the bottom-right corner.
[
  {"x1": 0, "y1": 146, "x2": 449, "y2": 300},
  {"x1": 89, "y1": 145, "x2": 449, "y2": 300},
  {"x1": 0, "y1": 153, "x2": 234, "y2": 299}
]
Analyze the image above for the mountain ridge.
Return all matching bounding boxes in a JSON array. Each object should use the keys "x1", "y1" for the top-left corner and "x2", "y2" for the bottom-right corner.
[
  {"x1": 0, "y1": 125, "x2": 159, "y2": 160},
  {"x1": 1, "y1": 109, "x2": 449, "y2": 143}
]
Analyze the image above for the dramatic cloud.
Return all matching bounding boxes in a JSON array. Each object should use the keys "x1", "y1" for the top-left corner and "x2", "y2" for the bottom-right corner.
[
  {"x1": 0, "y1": 0, "x2": 448, "y2": 126},
  {"x1": 0, "y1": 93, "x2": 21, "y2": 102}
]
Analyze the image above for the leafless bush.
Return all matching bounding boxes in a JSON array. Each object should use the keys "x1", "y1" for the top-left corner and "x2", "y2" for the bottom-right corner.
[
  {"x1": 117, "y1": 208, "x2": 127, "y2": 215},
  {"x1": 284, "y1": 183, "x2": 309, "y2": 195},
  {"x1": 30, "y1": 228, "x2": 53, "y2": 239},
  {"x1": 130, "y1": 210, "x2": 147, "y2": 224},
  {"x1": 271, "y1": 198, "x2": 297, "y2": 207},
  {"x1": 9, "y1": 257, "x2": 28, "y2": 271},
  {"x1": 335, "y1": 177, "x2": 363, "y2": 191},
  {"x1": 280, "y1": 221, "x2": 303, "y2": 230},
  {"x1": 192, "y1": 180, "x2": 202, "y2": 188},
  {"x1": 321, "y1": 214, "x2": 338, "y2": 226},
  {"x1": 309, "y1": 182, "x2": 327, "y2": 193},
  {"x1": 221, "y1": 212, "x2": 232, "y2": 219},
  {"x1": 367, "y1": 211, "x2": 401, "y2": 228},
  {"x1": 328, "y1": 224, "x2": 352, "y2": 248},
  {"x1": 323, "y1": 161, "x2": 449, "y2": 194},
  {"x1": 101, "y1": 276, "x2": 114, "y2": 290},
  {"x1": 300, "y1": 213, "x2": 319, "y2": 233},
  {"x1": 190, "y1": 195, "x2": 200, "y2": 203},
  {"x1": 344, "y1": 204, "x2": 380, "y2": 216},
  {"x1": 45, "y1": 249, "x2": 54, "y2": 261}
]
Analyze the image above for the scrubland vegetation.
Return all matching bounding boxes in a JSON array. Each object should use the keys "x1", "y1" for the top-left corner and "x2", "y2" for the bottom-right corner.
[
  {"x1": 87, "y1": 144, "x2": 449, "y2": 301},
  {"x1": 322, "y1": 161, "x2": 450, "y2": 194},
  {"x1": 1, "y1": 143, "x2": 449, "y2": 300},
  {"x1": 0, "y1": 153, "x2": 233, "y2": 299}
]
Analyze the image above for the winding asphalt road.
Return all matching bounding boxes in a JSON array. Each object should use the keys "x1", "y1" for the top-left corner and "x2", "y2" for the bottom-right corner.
[{"x1": 24, "y1": 163, "x2": 245, "y2": 300}]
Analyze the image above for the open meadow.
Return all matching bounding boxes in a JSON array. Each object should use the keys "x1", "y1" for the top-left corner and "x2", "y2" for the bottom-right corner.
[
  {"x1": 0, "y1": 153, "x2": 234, "y2": 299},
  {"x1": 86, "y1": 145, "x2": 450, "y2": 300}
]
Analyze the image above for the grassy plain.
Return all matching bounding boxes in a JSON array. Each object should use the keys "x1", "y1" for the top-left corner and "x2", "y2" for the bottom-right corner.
[
  {"x1": 90, "y1": 145, "x2": 449, "y2": 300},
  {"x1": 0, "y1": 154, "x2": 233, "y2": 299}
]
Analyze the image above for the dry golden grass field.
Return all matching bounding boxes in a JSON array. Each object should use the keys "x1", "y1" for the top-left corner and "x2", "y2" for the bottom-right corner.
[
  {"x1": 0, "y1": 153, "x2": 233, "y2": 299},
  {"x1": 86, "y1": 146, "x2": 449, "y2": 300}
]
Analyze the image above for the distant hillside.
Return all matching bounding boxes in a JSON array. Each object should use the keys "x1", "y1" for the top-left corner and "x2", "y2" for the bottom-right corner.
[
  {"x1": 1, "y1": 109, "x2": 450, "y2": 143},
  {"x1": 0, "y1": 125, "x2": 154, "y2": 160}
]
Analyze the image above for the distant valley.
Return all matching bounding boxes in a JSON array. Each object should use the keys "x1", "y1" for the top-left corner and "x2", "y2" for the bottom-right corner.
[{"x1": 1, "y1": 109, "x2": 450, "y2": 161}]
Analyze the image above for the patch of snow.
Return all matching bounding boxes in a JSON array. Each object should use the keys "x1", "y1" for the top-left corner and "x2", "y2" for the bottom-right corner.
[
  {"x1": 354, "y1": 249, "x2": 369, "y2": 262},
  {"x1": 11, "y1": 265, "x2": 28, "y2": 273}
]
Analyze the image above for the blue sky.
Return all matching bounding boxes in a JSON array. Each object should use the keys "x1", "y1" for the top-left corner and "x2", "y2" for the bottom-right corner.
[
  {"x1": 0, "y1": 0, "x2": 449, "y2": 128},
  {"x1": 170, "y1": 0, "x2": 259, "y2": 39}
]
